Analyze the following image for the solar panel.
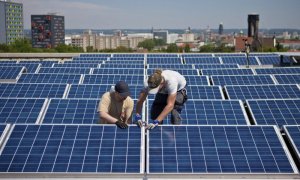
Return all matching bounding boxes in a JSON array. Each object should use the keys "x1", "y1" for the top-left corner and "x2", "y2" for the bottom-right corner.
[
  {"x1": 0, "y1": 83, "x2": 67, "y2": 98},
  {"x1": 93, "y1": 68, "x2": 144, "y2": 75},
  {"x1": 211, "y1": 75, "x2": 275, "y2": 86},
  {"x1": 0, "y1": 66, "x2": 25, "y2": 82},
  {"x1": 148, "y1": 125, "x2": 297, "y2": 174},
  {"x1": 273, "y1": 74, "x2": 300, "y2": 84},
  {"x1": 67, "y1": 84, "x2": 144, "y2": 99},
  {"x1": 105, "y1": 60, "x2": 144, "y2": 64},
  {"x1": 39, "y1": 61, "x2": 58, "y2": 67},
  {"x1": 18, "y1": 74, "x2": 82, "y2": 84},
  {"x1": 225, "y1": 84, "x2": 300, "y2": 100},
  {"x1": 221, "y1": 56, "x2": 259, "y2": 65},
  {"x1": 147, "y1": 58, "x2": 182, "y2": 64},
  {"x1": 109, "y1": 57, "x2": 144, "y2": 61},
  {"x1": 80, "y1": 53, "x2": 111, "y2": 58},
  {"x1": 184, "y1": 76, "x2": 210, "y2": 85},
  {"x1": 283, "y1": 125, "x2": 300, "y2": 163},
  {"x1": 148, "y1": 54, "x2": 178, "y2": 58},
  {"x1": 0, "y1": 124, "x2": 143, "y2": 173},
  {"x1": 257, "y1": 56, "x2": 291, "y2": 65},
  {"x1": 247, "y1": 99, "x2": 300, "y2": 127},
  {"x1": 66, "y1": 60, "x2": 104, "y2": 64},
  {"x1": 181, "y1": 54, "x2": 212, "y2": 58},
  {"x1": 147, "y1": 69, "x2": 198, "y2": 76},
  {"x1": 38, "y1": 67, "x2": 91, "y2": 74},
  {"x1": 201, "y1": 68, "x2": 254, "y2": 76},
  {"x1": 83, "y1": 75, "x2": 144, "y2": 85},
  {"x1": 100, "y1": 64, "x2": 145, "y2": 69},
  {"x1": 184, "y1": 57, "x2": 221, "y2": 64},
  {"x1": 147, "y1": 100, "x2": 248, "y2": 125},
  {"x1": 194, "y1": 64, "x2": 239, "y2": 69},
  {"x1": 148, "y1": 64, "x2": 194, "y2": 69},
  {"x1": 0, "y1": 61, "x2": 18, "y2": 64},
  {"x1": 53, "y1": 63, "x2": 99, "y2": 68},
  {"x1": 255, "y1": 68, "x2": 300, "y2": 75},
  {"x1": 1, "y1": 63, "x2": 40, "y2": 73},
  {"x1": 0, "y1": 98, "x2": 47, "y2": 124},
  {"x1": 73, "y1": 57, "x2": 108, "y2": 61},
  {"x1": 113, "y1": 53, "x2": 144, "y2": 57},
  {"x1": 214, "y1": 53, "x2": 245, "y2": 57}
]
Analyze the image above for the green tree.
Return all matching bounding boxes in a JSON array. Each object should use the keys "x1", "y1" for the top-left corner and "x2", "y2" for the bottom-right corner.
[
  {"x1": 184, "y1": 44, "x2": 190, "y2": 53},
  {"x1": 166, "y1": 43, "x2": 178, "y2": 52},
  {"x1": 138, "y1": 39, "x2": 155, "y2": 51}
]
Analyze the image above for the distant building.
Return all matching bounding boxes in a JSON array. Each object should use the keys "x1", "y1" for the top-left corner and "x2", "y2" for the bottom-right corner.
[
  {"x1": 234, "y1": 36, "x2": 275, "y2": 52},
  {"x1": 153, "y1": 30, "x2": 168, "y2": 43},
  {"x1": 0, "y1": 0, "x2": 24, "y2": 44},
  {"x1": 31, "y1": 14, "x2": 65, "y2": 48},
  {"x1": 219, "y1": 23, "x2": 224, "y2": 35}
]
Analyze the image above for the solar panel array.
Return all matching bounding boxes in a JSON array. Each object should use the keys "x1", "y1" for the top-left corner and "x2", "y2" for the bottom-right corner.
[{"x1": 0, "y1": 53, "x2": 300, "y2": 178}]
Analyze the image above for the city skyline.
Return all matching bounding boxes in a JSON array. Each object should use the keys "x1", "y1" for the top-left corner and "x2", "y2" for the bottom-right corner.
[{"x1": 13, "y1": 0, "x2": 300, "y2": 29}]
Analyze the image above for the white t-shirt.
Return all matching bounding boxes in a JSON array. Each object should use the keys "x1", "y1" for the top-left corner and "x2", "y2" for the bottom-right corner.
[{"x1": 145, "y1": 70, "x2": 186, "y2": 94}]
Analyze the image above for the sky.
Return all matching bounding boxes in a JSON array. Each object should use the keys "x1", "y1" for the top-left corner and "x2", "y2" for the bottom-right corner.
[{"x1": 14, "y1": 0, "x2": 300, "y2": 29}]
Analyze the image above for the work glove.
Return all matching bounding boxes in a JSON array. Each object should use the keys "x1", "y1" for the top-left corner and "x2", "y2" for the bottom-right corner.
[
  {"x1": 134, "y1": 114, "x2": 144, "y2": 128},
  {"x1": 146, "y1": 120, "x2": 159, "y2": 130},
  {"x1": 115, "y1": 120, "x2": 128, "y2": 129}
]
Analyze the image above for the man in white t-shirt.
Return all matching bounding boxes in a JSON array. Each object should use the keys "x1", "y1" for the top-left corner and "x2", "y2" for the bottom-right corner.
[{"x1": 134, "y1": 69, "x2": 188, "y2": 129}]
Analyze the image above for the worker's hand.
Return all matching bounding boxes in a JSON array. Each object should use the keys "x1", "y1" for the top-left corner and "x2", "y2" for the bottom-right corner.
[
  {"x1": 146, "y1": 120, "x2": 159, "y2": 130},
  {"x1": 134, "y1": 114, "x2": 143, "y2": 128},
  {"x1": 115, "y1": 120, "x2": 128, "y2": 129}
]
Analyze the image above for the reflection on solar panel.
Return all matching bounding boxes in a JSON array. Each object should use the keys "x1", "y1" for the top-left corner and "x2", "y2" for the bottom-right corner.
[
  {"x1": 67, "y1": 84, "x2": 143, "y2": 99},
  {"x1": 0, "y1": 83, "x2": 67, "y2": 98},
  {"x1": 0, "y1": 66, "x2": 25, "y2": 82},
  {"x1": 194, "y1": 64, "x2": 239, "y2": 69},
  {"x1": 147, "y1": 58, "x2": 182, "y2": 64},
  {"x1": 258, "y1": 56, "x2": 291, "y2": 65},
  {"x1": 221, "y1": 56, "x2": 259, "y2": 65},
  {"x1": 283, "y1": 125, "x2": 300, "y2": 163},
  {"x1": 147, "y1": 69, "x2": 198, "y2": 76},
  {"x1": 100, "y1": 64, "x2": 144, "y2": 69},
  {"x1": 255, "y1": 68, "x2": 300, "y2": 75},
  {"x1": 42, "y1": 99, "x2": 99, "y2": 124},
  {"x1": 274, "y1": 74, "x2": 300, "y2": 84},
  {"x1": 105, "y1": 60, "x2": 144, "y2": 64},
  {"x1": 247, "y1": 99, "x2": 300, "y2": 127},
  {"x1": 93, "y1": 68, "x2": 144, "y2": 75},
  {"x1": 83, "y1": 75, "x2": 144, "y2": 85},
  {"x1": 148, "y1": 126, "x2": 296, "y2": 173},
  {"x1": 202, "y1": 68, "x2": 254, "y2": 75},
  {"x1": 18, "y1": 74, "x2": 81, "y2": 84},
  {"x1": 0, "y1": 98, "x2": 47, "y2": 124},
  {"x1": 181, "y1": 54, "x2": 212, "y2": 58},
  {"x1": 184, "y1": 57, "x2": 221, "y2": 64},
  {"x1": 148, "y1": 64, "x2": 193, "y2": 69},
  {"x1": 147, "y1": 100, "x2": 248, "y2": 125},
  {"x1": 53, "y1": 63, "x2": 99, "y2": 68},
  {"x1": 38, "y1": 67, "x2": 90, "y2": 74},
  {"x1": 225, "y1": 84, "x2": 300, "y2": 100},
  {"x1": 0, "y1": 125, "x2": 142, "y2": 173},
  {"x1": 211, "y1": 75, "x2": 275, "y2": 86}
]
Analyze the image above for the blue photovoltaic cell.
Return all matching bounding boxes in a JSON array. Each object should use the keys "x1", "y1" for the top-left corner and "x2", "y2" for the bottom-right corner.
[
  {"x1": 0, "y1": 125, "x2": 142, "y2": 173},
  {"x1": 1, "y1": 63, "x2": 40, "y2": 73},
  {"x1": 93, "y1": 68, "x2": 144, "y2": 75},
  {"x1": 148, "y1": 126, "x2": 296, "y2": 173},
  {"x1": 247, "y1": 99, "x2": 300, "y2": 127},
  {"x1": 255, "y1": 68, "x2": 300, "y2": 75},
  {"x1": 147, "y1": 100, "x2": 248, "y2": 125},
  {"x1": 67, "y1": 60, "x2": 104, "y2": 64},
  {"x1": 42, "y1": 99, "x2": 99, "y2": 124},
  {"x1": 225, "y1": 84, "x2": 300, "y2": 100},
  {"x1": 0, "y1": 66, "x2": 25, "y2": 80},
  {"x1": 194, "y1": 64, "x2": 239, "y2": 69},
  {"x1": 184, "y1": 57, "x2": 221, "y2": 64},
  {"x1": 184, "y1": 76, "x2": 209, "y2": 85},
  {"x1": 221, "y1": 56, "x2": 259, "y2": 65},
  {"x1": 67, "y1": 84, "x2": 143, "y2": 99},
  {"x1": 18, "y1": 73, "x2": 81, "y2": 84},
  {"x1": 0, "y1": 124, "x2": 6, "y2": 135},
  {"x1": 211, "y1": 75, "x2": 275, "y2": 86},
  {"x1": 148, "y1": 64, "x2": 193, "y2": 69},
  {"x1": 284, "y1": 126, "x2": 300, "y2": 162},
  {"x1": 100, "y1": 64, "x2": 144, "y2": 69},
  {"x1": 53, "y1": 63, "x2": 99, "y2": 68},
  {"x1": 0, "y1": 61, "x2": 18, "y2": 64},
  {"x1": 181, "y1": 54, "x2": 212, "y2": 58},
  {"x1": 250, "y1": 53, "x2": 277, "y2": 57},
  {"x1": 148, "y1": 54, "x2": 178, "y2": 58},
  {"x1": 215, "y1": 54, "x2": 245, "y2": 57},
  {"x1": 105, "y1": 60, "x2": 144, "y2": 64},
  {"x1": 74, "y1": 57, "x2": 108, "y2": 61},
  {"x1": 274, "y1": 74, "x2": 300, "y2": 84},
  {"x1": 258, "y1": 56, "x2": 291, "y2": 65},
  {"x1": 38, "y1": 67, "x2": 90, "y2": 74},
  {"x1": 147, "y1": 69, "x2": 198, "y2": 76},
  {"x1": 83, "y1": 75, "x2": 144, "y2": 85},
  {"x1": 80, "y1": 53, "x2": 111, "y2": 57},
  {"x1": 201, "y1": 68, "x2": 254, "y2": 76},
  {"x1": 0, "y1": 98, "x2": 46, "y2": 124},
  {"x1": 148, "y1": 86, "x2": 223, "y2": 100},
  {"x1": 147, "y1": 58, "x2": 182, "y2": 64},
  {"x1": 0, "y1": 83, "x2": 67, "y2": 98},
  {"x1": 39, "y1": 61, "x2": 58, "y2": 67},
  {"x1": 113, "y1": 54, "x2": 144, "y2": 57},
  {"x1": 109, "y1": 57, "x2": 144, "y2": 61}
]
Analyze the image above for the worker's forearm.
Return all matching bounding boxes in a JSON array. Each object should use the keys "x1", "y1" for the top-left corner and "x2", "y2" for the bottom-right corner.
[
  {"x1": 156, "y1": 104, "x2": 174, "y2": 122},
  {"x1": 136, "y1": 100, "x2": 144, "y2": 115},
  {"x1": 100, "y1": 112, "x2": 118, "y2": 124}
]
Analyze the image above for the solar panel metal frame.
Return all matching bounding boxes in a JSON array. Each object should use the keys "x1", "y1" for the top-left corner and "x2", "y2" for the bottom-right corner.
[
  {"x1": 283, "y1": 125, "x2": 300, "y2": 164},
  {"x1": 211, "y1": 75, "x2": 276, "y2": 86},
  {"x1": 82, "y1": 74, "x2": 144, "y2": 85},
  {"x1": 194, "y1": 64, "x2": 239, "y2": 69},
  {"x1": 184, "y1": 57, "x2": 221, "y2": 64},
  {"x1": 221, "y1": 56, "x2": 259, "y2": 65},
  {"x1": 183, "y1": 76, "x2": 210, "y2": 85},
  {"x1": 201, "y1": 68, "x2": 254, "y2": 76},
  {"x1": 147, "y1": 125, "x2": 298, "y2": 176},
  {"x1": 0, "y1": 63, "x2": 40, "y2": 73},
  {"x1": 99, "y1": 64, "x2": 145, "y2": 69},
  {"x1": 273, "y1": 74, "x2": 300, "y2": 85},
  {"x1": 181, "y1": 54, "x2": 213, "y2": 58},
  {"x1": 104, "y1": 60, "x2": 145, "y2": 65},
  {"x1": 53, "y1": 63, "x2": 99, "y2": 68},
  {"x1": 18, "y1": 73, "x2": 82, "y2": 84},
  {"x1": 246, "y1": 99, "x2": 300, "y2": 128},
  {"x1": 147, "y1": 69, "x2": 199, "y2": 76},
  {"x1": 93, "y1": 68, "x2": 145, "y2": 75},
  {"x1": 148, "y1": 64, "x2": 194, "y2": 69},
  {"x1": 38, "y1": 67, "x2": 91, "y2": 74},
  {"x1": 255, "y1": 67, "x2": 300, "y2": 75},
  {"x1": 0, "y1": 66, "x2": 26, "y2": 83},
  {"x1": 147, "y1": 58, "x2": 182, "y2": 64}
]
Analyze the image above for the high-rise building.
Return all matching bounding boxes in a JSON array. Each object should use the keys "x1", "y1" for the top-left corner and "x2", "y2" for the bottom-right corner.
[
  {"x1": 0, "y1": 0, "x2": 24, "y2": 44},
  {"x1": 248, "y1": 14, "x2": 259, "y2": 38},
  {"x1": 31, "y1": 14, "x2": 65, "y2": 48},
  {"x1": 218, "y1": 23, "x2": 224, "y2": 35}
]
